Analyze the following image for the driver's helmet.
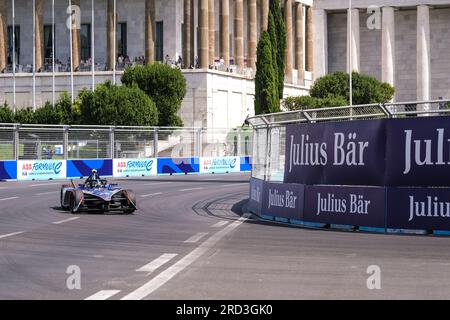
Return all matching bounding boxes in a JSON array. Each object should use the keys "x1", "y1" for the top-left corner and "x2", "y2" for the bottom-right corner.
[{"x1": 92, "y1": 169, "x2": 98, "y2": 174}]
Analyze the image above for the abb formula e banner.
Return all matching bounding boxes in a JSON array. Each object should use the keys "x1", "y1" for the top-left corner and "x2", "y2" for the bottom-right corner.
[
  {"x1": 17, "y1": 160, "x2": 66, "y2": 181},
  {"x1": 284, "y1": 116, "x2": 450, "y2": 187},
  {"x1": 200, "y1": 157, "x2": 240, "y2": 174},
  {"x1": 113, "y1": 158, "x2": 157, "y2": 177}
]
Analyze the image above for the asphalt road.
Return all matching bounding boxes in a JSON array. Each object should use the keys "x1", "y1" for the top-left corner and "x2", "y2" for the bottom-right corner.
[{"x1": 1, "y1": 172, "x2": 450, "y2": 300}]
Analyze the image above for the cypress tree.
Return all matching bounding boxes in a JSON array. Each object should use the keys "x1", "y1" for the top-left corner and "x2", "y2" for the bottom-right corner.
[
  {"x1": 255, "y1": 32, "x2": 279, "y2": 115},
  {"x1": 269, "y1": 0, "x2": 286, "y2": 100},
  {"x1": 267, "y1": 12, "x2": 279, "y2": 105}
]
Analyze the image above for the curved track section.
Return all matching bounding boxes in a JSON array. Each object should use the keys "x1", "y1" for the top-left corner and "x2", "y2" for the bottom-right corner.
[{"x1": 1, "y1": 173, "x2": 450, "y2": 299}]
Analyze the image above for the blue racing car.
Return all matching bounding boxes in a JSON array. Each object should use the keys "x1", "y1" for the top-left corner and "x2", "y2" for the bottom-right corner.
[{"x1": 60, "y1": 176, "x2": 137, "y2": 214}]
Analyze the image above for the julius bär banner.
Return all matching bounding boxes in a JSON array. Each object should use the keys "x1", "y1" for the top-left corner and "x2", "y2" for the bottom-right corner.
[
  {"x1": 261, "y1": 182, "x2": 304, "y2": 220},
  {"x1": 284, "y1": 120, "x2": 386, "y2": 186},
  {"x1": 387, "y1": 187, "x2": 450, "y2": 231},
  {"x1": 385, "y1": 117, "x2": 450, "y2": 187},
  {"x1": 304, "y1": 185, "x2": 386, "y2": 228},
  {"x1": 249, "y1": 178, "x2": 264, "y2": 215}
]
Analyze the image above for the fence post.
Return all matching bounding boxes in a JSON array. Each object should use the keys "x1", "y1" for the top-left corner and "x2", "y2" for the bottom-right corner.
[
  {"x1": 153, "y1": 128, "x2": 158, "y2": 158},
  {"x1": 264, "y1": 126, "x2": 271, "y2": 181},
  {"x1": 63, "y1": 126, "x2": 69, "y2": 160},
  {"x1": 236, "y1": 128, "x2": 242, "y2": 157},
  {"x1": 14, "y1": 125, "x2": 20, "y2": 161},
  {"x1": 197, "y1": 128, "x2": 202, "y2": 158},
  {"x1": 110, "y1": 127, "x2": 115, "y2": 159}
]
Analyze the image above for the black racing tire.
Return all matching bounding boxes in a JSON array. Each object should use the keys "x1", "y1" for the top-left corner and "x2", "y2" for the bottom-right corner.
[{"x1": 69, "y1": 190, "x2": 83, "y2": 214}]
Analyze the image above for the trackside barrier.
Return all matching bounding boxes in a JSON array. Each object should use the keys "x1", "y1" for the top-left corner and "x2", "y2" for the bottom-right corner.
[
  {"x1": 0, "y1": 156, "x2": 252, "y2": 181},
  {"x1": 247, "y1": 100, "x2": 450, "y2": 235}
]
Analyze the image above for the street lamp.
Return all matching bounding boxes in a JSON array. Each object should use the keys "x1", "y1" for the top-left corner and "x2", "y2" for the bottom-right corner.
[{"x1": 349, "y1": 0, "x2": 353, "y2": 109}]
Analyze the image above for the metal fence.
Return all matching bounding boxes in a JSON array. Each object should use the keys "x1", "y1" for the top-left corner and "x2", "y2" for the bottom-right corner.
[
  {"x1": 0, "y1": 125, "x2": 253, "y2": 161},
  {"x1": 247, "y1": 99, "x2": 450, "y2": 182}
]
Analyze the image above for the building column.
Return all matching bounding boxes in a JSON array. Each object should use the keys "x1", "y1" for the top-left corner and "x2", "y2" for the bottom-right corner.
[
  {"x1": 208, "y1": 0, "x2": 215, "y2": 65},
  {"x1": 106, "y1": 0, "x2": 115, "y2": 70},
  {"x1": 183, "y1": 0, "x2": 193, "y2": 68},
  {"x1": 145, "y1": 0, "x2": 155, "y2": 64},
  {"x1": 198, "y1": 0, "x2": 209, "y2": 69},
  {"x1": 248, "y1": 0, "x2": 257, "y2": 70},
  {"x1": 306, "y1": 6, "x2": 314, "y2": 75},
  {"x1": 0, "y1": 0, "x2": 7, "y2": 73},
  {"x1": 260, "y1": 0, "x2": 269, "y2": 32},
  {"x1": 284, "y1": 0, "x2": 293, "y2": 83},
  {"x1": 295, "y1": 2, "x2": 304, "y2": 85},
  {"x1": 220, "y1": 0, "x2": 230, "y2": 67},
  {"x1": 347, "y1": 8, "x2": 360, "y2": 73},
  {"x1": 417, "y1": 5, "x2": 430, "y2": 104},
  {"x1": 35, "y1": 0, "x2": 44, "y2": 72},
  {"x1": 71, "y1": 0, "x2": 81, "y2": 71},
  {"x1": 312, "y1": 8, "x2": 325, "y2": 79},
  {"x1": 234, "y1": 0, "x2": 244, "y2": 68},
  {"x1": 382, "y1": 6, "x2": 395, "y2": 99}
]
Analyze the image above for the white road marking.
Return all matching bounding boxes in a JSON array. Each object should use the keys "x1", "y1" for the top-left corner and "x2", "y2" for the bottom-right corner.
[
  {"x1": 184, "y1": 232, "x2": 209, "y2": 244},
  {"x1": 211, "y1": 221, "x2": 229, "y2": 228},
  {"x1": 136, "y1": 254, "x2": 178, "y2": 274},
  {"x1": 179, "y1": 187, "x2": 204, "y2": 192},
  {"x1": 143, "y1": 182, "x2": 173, "y2": 186},
  {"x1": 85, "y1": 290, "x2": 121, "y2": 300},
  {"x1": 52, "y1": 217, "x2": 80, "y2": 225},
  {"x1": 36, "y1": 191, "x2": 56, "y2": 196},
  {"x1": 0, "y1": 231, "x2": 25, "y2": 239},
  {"x1": 30, "y1": 182, "x2": 60, "y2": 187},
  {"x1": 141, "y1": 192, "x2": 162, "y2": 198},
  {"x1": 0, "y1": 197, "x2": 18, "y2": 201},
  {"x1": 121, "y1": 216, "x2": 247, "y2": 300},
  {"x1": 222, "y1": 183, "x2": 247, "y2": 187}
]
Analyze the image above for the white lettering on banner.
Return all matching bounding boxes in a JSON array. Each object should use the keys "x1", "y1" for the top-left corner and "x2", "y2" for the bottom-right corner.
[
  {"x1": 250, "y1": 184, "x2": 261, "y2": 202},
  {"x1": 408, "y1": 195, "x2": 450, "y2": 222},
  {"x1": 268, "y1": 189, "x2": 298, "y2": 209},
  {"x1": 403, "y1": 129, "x2": 450, "y2": 175},
  {"x1": 316, "y1": 193, "x2": 370, "y2": 216},
  {"x1": 288, "y1": 133, "x2": 369, "y2": 173}
]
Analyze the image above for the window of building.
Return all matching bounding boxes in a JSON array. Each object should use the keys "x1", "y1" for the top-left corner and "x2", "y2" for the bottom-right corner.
[
  {"x1": 7, "y1": 25, "x2": 20, "y2": 64},
  {"x1": 156, "y1": 21, "x2": 164, "y2": 62},
  {"x1": 117, "y1": 22, "x2": 127, "y2": 57},
  {"x1": 80, "y1": 24, "x2": 91, "y2": 62},
  {"x1": 44, "y1": 24, "x2": 55, "y2": 61}
]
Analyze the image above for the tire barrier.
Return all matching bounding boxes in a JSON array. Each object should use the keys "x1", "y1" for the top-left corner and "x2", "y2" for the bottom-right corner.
[{"x1": 0, "y1": 156, "x2": 252, "y2": 181}]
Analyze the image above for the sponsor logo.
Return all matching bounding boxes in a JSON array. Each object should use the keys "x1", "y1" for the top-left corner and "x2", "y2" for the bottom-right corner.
[
  {"x1": 116, "y1": 160, "x2": 153, "y2": 173},
  {"x1": 21, "y1": 161, "x2": 63, "y2": 176},
  {"x1": 315, "y1": 193, "x2": 371, "y2": 216},
  {"x1": 250, "y1": 184, "x2": 261, "y2": 203},
  {"x1": 408, "y1": 195, "x2": 450, "y2": 222},
  {"x1": 268, "y1": 188, "x2": 298, "y2": 209},
  {"x1": 403, "y1": 129, "x2": 450, "y2": 175},
  {"x1": 288, "y1": 133, "x2": 369, "y2": 173}
]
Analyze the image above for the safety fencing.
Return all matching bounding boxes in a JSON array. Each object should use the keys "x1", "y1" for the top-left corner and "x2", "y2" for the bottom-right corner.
[
  {"x1": 247, "y1": 100, "x2": 450, "y2": 235},
  {"x1": 0, "y1": 125, "x2": 253, "y2": 181}
]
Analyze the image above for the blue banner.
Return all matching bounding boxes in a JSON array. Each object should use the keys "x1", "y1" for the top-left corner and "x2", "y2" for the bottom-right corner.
[
  {"x1": 157, "y1": 158, "x2": 200, "y2": 174},
  {"x1": 385, "y1": 117, "x2": 450, "y2": 187},
  {"x1": 67, "y1": 159, "x2": 113, "y2": 178},
  {"x1": 261, "y1": 182, "x2": 304, "y2": 220},
  {"x1": 240, "y1": 157, "x2": 252, "y2": 172},
  {"x1": 387, "y1": 187, "x2": 450, "y2": 231},
  {"x1": 304, "y1": 185, "x2": 386, "y2": 228},
  {"x1": 248, "y1": 178, "x2": 264, "y2": 215},
  {"x1": 284, "y1": 120, "x2": 386, "y2": 186},
  {"x1": 0, "y1": 161, "x2": 17, "y2": 180}
]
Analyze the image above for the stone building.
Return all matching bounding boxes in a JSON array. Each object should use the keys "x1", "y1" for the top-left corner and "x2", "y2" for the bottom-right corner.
[
  {"x1": 0, "y1": 0, "x2": 312, "y2": 129},
  {"x1": 314, "y1": 0, "x2": 450, "y2": 102}
]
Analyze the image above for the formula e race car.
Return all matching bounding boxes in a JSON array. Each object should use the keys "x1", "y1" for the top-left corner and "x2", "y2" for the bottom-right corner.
[{"x1": 60, "y1": 179, "x2": 137, "y2": 214}]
